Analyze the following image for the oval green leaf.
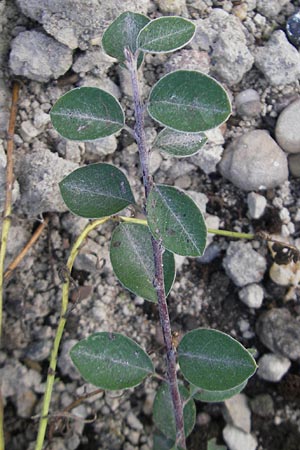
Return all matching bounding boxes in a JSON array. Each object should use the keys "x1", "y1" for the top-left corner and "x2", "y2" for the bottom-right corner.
[
  {"x1": 191, "y1": 380, "x2": 247, "y2": 403},
  {"x1": 137, "y1": 17, "x2": 195, "y2": 53},
  {"x1": 59, "y1": 163, "x2": 135, "y2": 218},
  {"x1": 110, "y1": 222, "x2": 175, "y2": 302},
  {"x1": 70, "y1": 332, "x2": 154, "y2": 390},
  {"x1": 148, "y1": 70, "x2": 231, "y2": 132},
  {"x1": 178, "y1": 329, "x2": 257, "y2": 391},
  {"x1": 154, "y1": 128, "x2": 207, "y2": 158},
  {"x1": 50, "y1": 87, "x2": 124, "y2": 141},
  {"x1": 102, "y1": 11, "x2": 150, "y2": 67},
  {"x1": 153, "y1": 383, "x2": 196, "y2": 441},
  {"x1": 147, "y1": 184, "x2": 207, "y2": 256},
  {"x1": 153, "y1": 432, "x2": 175, "y2": 450}
]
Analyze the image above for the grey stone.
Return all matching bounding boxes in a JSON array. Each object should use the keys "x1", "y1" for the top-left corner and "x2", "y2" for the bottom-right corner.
[
  {"x1": 126, "y1": 412, "x2": 143, "y2": 431},
  {"x1": 255, "y1": 30, "x2": 300, "y2": 86},
  {"x1": 0, "y1": 359, "x2": 42, "y2": 399},
  {"x1": 0, "y1": 144, "x2": 20, "y2": 214},
  {"x1": 219, "y1": 130, "x2": 288, "y2": 191},
  {"x1": 9, "y1": 30, "x2": 73, "y2": 83},
  {"x1": 16, "y1": 390, "x2": 37, "y2": 418},
  {"x1": 58, "y1": 339, "x2": 82, "y2": 380},
  {"x1": 16, "y1": 147, "x2": 78, "y2": 216},
  {"x1": 156, "y1": 0, "x2": 188, "y2": 15},
  {"x1": 192, "y1": 144, "x2": 223, "y2": 174},
  {"x1": 15, "y1": 0, "x2": 150, "y2": 50},
  {"x1": 223, "y1": 394, "x2": 251, "y2": 433},
  {"x1": 250, "y1": 394, "x2": 275, "y2": 418},
  {"x1": 57, "y1": 140, "x2": 83, "y2": 163},
  {"x1": 33, "y1": 109, "x2": 50, "y2": 130},
  {"x1": 289, "y1": 153, "x2": 300, "y2": 177},
  {"x1": 85, "y1": 135, "x2": 118, "y2": 160},
  {"x1": 256, "y1": 0, "x2": 289, "y2": 18},
  {"x1": 235, "y1": 89, "x2": 261, "y2": 118},
  {"x1": 72, "y1": 48, "x2": 114, "y2": 75},
  {"x1": 275, "y1": 99, "x2": 300, "y2": 153},
  {"x1": 73, "y1": 237, "x2": 107, "y2": 273},
  {"x1": 0, "y1": 77, "x2": 10, "y2": 137},
  {"x1": 194, "y1": 9, "x2": 254, "y2": 85},
  {"x1": 256, "y1": 308, "x2": 300, "y2": 360},
  {"x1": 247, "y1": 192, "x2": 267, "y2": 219},
  {"x1": 257, "y1": 353, "x2": 291, "y2": 382},
  {"x1": 165, "y1": 49, "x2": 210, "y2": 74},
  {"x1": 223, "y1": 425, "x2": 258, "y2": 450},
  {"x1": 223, "y1": 241, "x2": 267, "y2": 287},
  {"x1": 238, "y1": 283, "x2": 264, "y2": 309},
  {"x1": 20, "y1": 120, "x2": 40, "y2": 142}
]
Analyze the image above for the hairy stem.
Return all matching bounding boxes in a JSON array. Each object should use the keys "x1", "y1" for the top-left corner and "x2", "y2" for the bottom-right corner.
[{"x1": 126, "y1": 49, "x2": 186, "y2": 448}]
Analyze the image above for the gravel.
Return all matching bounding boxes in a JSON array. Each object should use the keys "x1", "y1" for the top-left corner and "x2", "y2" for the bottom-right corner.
[
  {"x1": 275, "y1": 98, "x2": 300, "y2": 153},
  {"x1": 257, "y1": 353, "x2": 291, "y2": 382},
  {"x1": 223, "y1": 425, "x2": 258, "y2": 450}
]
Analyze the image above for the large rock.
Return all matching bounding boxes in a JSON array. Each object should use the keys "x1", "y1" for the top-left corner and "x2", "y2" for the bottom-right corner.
[
  {"x1": 9, "y1": 30, "x2": 73, "y2": 82},
  {"x1": 16, "y1": 147, "x2": 78, "y2": 216},
  {"x1": 256, "y1": 308, "x2": 300, "y2": 360},
  {"x1": 15, "y1": 0, "x2": 150, "y2": 50},
  {"x1": 255, "y1": 30, "x2": 300, "y2": 86},
  {"x1": 275, "y1": 98, "x2": 300, "y2": 153},
  {"x1": 194, "y1": 9, "x2": 253, "y2": 85},
  {"x1": 219, "y1": 130, "x2": 288, "y2": 191}
]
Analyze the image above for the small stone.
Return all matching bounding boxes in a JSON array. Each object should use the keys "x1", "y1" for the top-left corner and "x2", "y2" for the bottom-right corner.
[
  {"x1": 16, "y1": 390, "x2": 37, "y2": 418},
  {"x1": 20, "y1": 120, "x2": 40, "y2": 142},
  {"x1": 57, "y1": 339, "x2": 82, "y2": 380},
  {"x1": 275, "y1": 99, "x2": 300, "y2": 153},
  {"x1": 174, "y1": 175, "x2": 191, "y2": 189},
  {"x1": 256, "y1": 0, "x2": 289, "y2": 18},
  {"x1": 188, "y1": 191, "x2": 208, "y2": 213},
  {"x1": 156, "y1": 0, "x2": 188, "y2": 15},
  {"x1": 286, "y1": 10, "x2": 300, "y2": 47},
  {"x1": 250, "y1": 394, "x2": 275, "y2": 418},
  {"x1": 33, "y1": 110, "x2": 50, "y2": 129},
  {"x1": 269, "y1": 262, "x2": 299, "y2": 287},
  {"x1": 72, "y1": 48, "x2": 114, "y2": 75},
  {"x1": 166, "y1": 49, "x2": 210, "y2": 74},
  {"x1": 247, "y1": 192, "x2": 267, "y2": 219},
  {"x1": 192, "y1": 144, "x2": 224, "y2": 174},
  {"x1": 238, "y1": 284, "x2": 264, "y2": 309},
  {"x1": 235, "y1": 89, "x2": 261, "y2": 118},
  {"x1": 74, "y1": 238, "x2": 107, "y2": 273},
  {"x1": 197, "y1": 242, "x2": 221, "y2": 264},
  {"x1": 150, "y1": 150, "x2": 163, "y2": 174},
  {"x1": 57, "y1": 140, "x2": 83, "y2": 163},
  {"x1": 85, "y1": 135, "x2": 118, "y2": 160},
  {"x1": 9, "y1": 30, "x2": 73, "y2": 82},
  {"x1": 223, "y1": 241, "x2": 267, "y2": 287},
  {"x1": 223, "y1": 394, "x2": 251, "y2": 433},
  {"x1": 219, "y1": 130, "x2": 288, "y2": 191},
  {"x1": 126, "y1": 412, "x2": 143, "y2": 431},
  {"x1": 256, "y1": 308, "x2": 300, "y2": 360},
  {"x1": 223, "y1": 425, "x2": 258, "y2": 450},
  {"x1": 255, "y1": 30, "x2": 300, "y2": 86},
  {"x1": 257, "y1": 353, "x2": 291, "y2": 382},
  {"x1": 289, "y1": 153, "x2": 300, "y2": 177}
]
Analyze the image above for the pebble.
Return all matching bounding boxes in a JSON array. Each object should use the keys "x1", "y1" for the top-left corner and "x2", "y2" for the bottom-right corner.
[
  {"x1": 269, "y1": 261, "x2": 299, "y2": 287},
  {"x1": 256, "y1": 308, "x2": 300, "y2": 360},
  {"x1": 235, "y1": 89, "x2": 261, "y2": 118},
  {"x1": 255, "y1": 30, "x2": 300, "y2": 86},
  {"x1": 286, "y1": 9, "x2": 300, "y2": 47},
  {"x1": 223, "y1": 394, "x2": 251, "y2": 433},
  {"x1": 174, "y1": 174, "x2": 192, "y2": 189},
  {"x1": 191, "y1": 144, "x2": 224, "y2": 174},
  {"x1": 250, "y1": 394, "x2": 275, "y2": 418},
  {"x1": 57, "y1": 140, "x2": 83, "y2": 163},
  {"x1": 247, "y1": 192, "x2": 267, "y2": 219},
  {"x1": 256, "y1": 0, "x2": 289, "y2": 18},
  {"x1": 72, "y1": 48, "x2": 114, "y2": 75},
  {"x1": 19, "y1": 120, "x2": 40, "y2": 142},
  {"x1": 126, "y1": 412, "x2": 143, "y2": 431},
  {"x1": 165, "y1": 49, "x2": 210, "y2": 74},
  {"x1": 219, "y1": 130, "x2": 288, "y2": 191},
  {"x1": 288, "y1": 153, "x2": 300, "y2": 177},
  {"x1": 9, "y1": 30, "x2": 73, "y2": 82},
  {"x1": 257, "y1": 353, "x2": 291, "y2": 382},
  {"x1": 275, "y1": 99, "x2": 300, "y2": 153},
  {"x1": 223, "y1": 425, "x2": 258, "y2": 450},
  {"x1": 238, "y1": 283, "x2": 264, "y2": 309},
  {"x1": 156, "y1": 0, "x2": 188, "y2": 15},
  {"x1": 57, "y1": 339, "x2": 82, "y2": 380},
  {"x1": 223, "y1": 241, "x2": 267, "y2": 287},
  {"x1": 194, "y1": 9, "x2": 254, "y2": 85},
  {"x1": 33, "y1": 110, "x2": 50, "y2": 129},
  {"x1": 16, "y1": 146, "x2": 78, "y2": 216},
  {"x1": 85, "y1": 135, "x2": 118, "y2": 160}
]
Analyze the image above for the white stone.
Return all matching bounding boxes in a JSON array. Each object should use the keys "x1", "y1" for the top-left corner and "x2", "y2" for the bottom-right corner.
[
  {"x1": 238, "y1": 284, "x2": 264, "y2": 309},
  {"x1": 276, "y1": 99, "x2": 300, "y2": 154},
  {"x1": 20, "y1": 120, "x2": 39, "y2": 142},
  {"x1": 223, "y1": 425, "x2": 258, "y2": 450},
  {"x1": 224, "y1": 394, "x2": 251, "y2": 433},
  {"x1": 247, "y1": 192, "x2": 267, "y2": 219},
  {"x1": 257, "y1": 353, "x2": 291, "y2": 382}
]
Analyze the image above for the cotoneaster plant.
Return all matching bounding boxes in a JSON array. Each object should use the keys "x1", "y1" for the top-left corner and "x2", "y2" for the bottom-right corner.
[{"x1": 35, "y1": 12, "x2": 257, "y2": 450}]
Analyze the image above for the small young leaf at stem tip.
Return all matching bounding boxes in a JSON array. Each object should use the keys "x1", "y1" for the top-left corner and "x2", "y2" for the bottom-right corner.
[
  {"x1": 178, "y1": 329, "x2": 257, "y2": 391},
  {"x1": 137, "y1": 16, "x2": 195, "y2": 53},
  {"x1": 102, "y1": 11, "x2": 150, "y2": 67},
  {"x1": 50, "y1": 87, "x2": 124, "y2": 141},
  {"x1": 153, "y1": 382, "x2": 196, "y2": 441},
  {"x1": 70, "y1": 332, "x2": 154, "y2": 390},
  {"x1": 148, "y1": 70, "x2": 231, "y2": 132},
  {"x1": 147, "y1": 184, "x2": 207, "y2": 256},
  {"x1": 191, "y1": 380, "x2": 247, "y2": 403},
  {"x1": 59, "y1": 163, "x2": 135, "y2": 218},
  {"x1": 110, "y1": 222, "x2": 175, "y2": 302},
  {"x1": 154, "y1": 127, "x2": 208, "y2": 157}
]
